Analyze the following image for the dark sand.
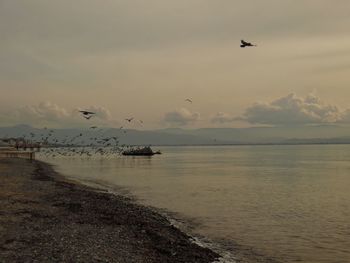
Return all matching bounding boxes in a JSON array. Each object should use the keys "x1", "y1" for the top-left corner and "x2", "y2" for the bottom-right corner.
[{"x1": 0, "y1": 158, "x2": 219, "y2": 263}]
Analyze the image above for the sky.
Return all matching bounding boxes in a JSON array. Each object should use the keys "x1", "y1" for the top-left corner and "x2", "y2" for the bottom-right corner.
[{"x1": 1, "y1": 0, "x2": 350, "y2": 129}]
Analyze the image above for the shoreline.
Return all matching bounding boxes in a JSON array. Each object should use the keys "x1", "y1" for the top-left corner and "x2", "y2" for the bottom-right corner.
[
  {"x1": 43, "y1": 159, "x2": 282, "y2": 263},
  {"x1": 64, "y1": 177, "x2": 239, "y2": 263},
  {"x1": 0, "y1": 158, "x2": 220, "y2": 262}
]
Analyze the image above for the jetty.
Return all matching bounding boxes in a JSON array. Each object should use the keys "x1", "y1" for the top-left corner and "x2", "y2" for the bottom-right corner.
[
  {"x1": 122, "y1": 146, "x2": 161, "y2": 156},
  {"x1": 0, "y1": 141, "x2": 36, "y2": 160},
  {"x1": 0, "y1": 150, "x2": 35, "y2": 160}
]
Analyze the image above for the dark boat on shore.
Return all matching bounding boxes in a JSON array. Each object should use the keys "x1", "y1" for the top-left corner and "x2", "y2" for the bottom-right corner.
[{"x1": 122, "y1": 146, "x2": 161, "y2": 156}]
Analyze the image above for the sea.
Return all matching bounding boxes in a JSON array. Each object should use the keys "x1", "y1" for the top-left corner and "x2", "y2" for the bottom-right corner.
[{"x1": 39, "y1": 145, "x2": 350, "y2": 263}]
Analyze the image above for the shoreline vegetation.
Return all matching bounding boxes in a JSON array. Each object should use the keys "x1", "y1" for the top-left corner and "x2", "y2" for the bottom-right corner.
[{"x1": 0, "y1": 158, "x2": 219, "y2": 262}]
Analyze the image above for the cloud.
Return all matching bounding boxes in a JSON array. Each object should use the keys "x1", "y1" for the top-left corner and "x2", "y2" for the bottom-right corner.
[
  {"x1": 163, "y1": 108, "x2": 200, "y2": 126},
  {"x1": 210, "y1": 112, "x2": 235, "y2": 124},
  {"x1": 0, "y1": 101, "x2": 119, "y2": 128},
  {"x1": 15, "y1": 102, "x2": 70, "y2": 122},
  {"x1": 337, "y1": 110, "x2": 350, "y2": 124},
  {"x1": 239, "y1": 93, "x2": 343, "y2": 125}
]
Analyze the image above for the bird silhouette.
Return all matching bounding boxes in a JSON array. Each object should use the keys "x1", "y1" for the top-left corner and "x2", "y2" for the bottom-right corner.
[
  {"x1": 240, "y1": 40, "x2": 257, "y2": 48},
  {"x1": 79, "y1": 110, "x2": 96, "y2": 115},
  {"x1": 125, "y1": 117, "x2": 134, "y2": 122},
  {"x1": 83, "y1": 115, "x2": 93, "y2": 120},
  {"x1": 185, "y1": 99, "x2": 193, "y2": 103}
]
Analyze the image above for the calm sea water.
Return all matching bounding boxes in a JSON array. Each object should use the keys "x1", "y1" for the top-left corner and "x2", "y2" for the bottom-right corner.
[{"x1": 40, "y1": 145, "x2": 350, "y2": 263}]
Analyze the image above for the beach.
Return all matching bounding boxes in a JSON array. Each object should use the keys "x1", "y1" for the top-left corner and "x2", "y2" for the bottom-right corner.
[{"x1": 0, "y1": 158, "x2": 219, "y2": 263}]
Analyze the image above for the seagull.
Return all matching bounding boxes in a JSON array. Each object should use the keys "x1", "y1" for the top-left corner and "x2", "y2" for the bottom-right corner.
[
  {"x1": 125, "y1": 117, "x2": 134, "y2": 122},
  {"x1": 79, "y1": 110, "x2": 96, "y2": 116},
  {"x1": 83, "y1": 115, "x2": 93, "y2": 120},
  {"x1": 185, "y1": 98, "x2": 193, "y2": 103},
  {"x1": 240, "y1": 40, "x2": 257, "y2": 48}
]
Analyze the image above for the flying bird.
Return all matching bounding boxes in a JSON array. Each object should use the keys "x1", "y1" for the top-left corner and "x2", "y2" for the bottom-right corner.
[
  {"x1": 83, "y1": 115, "x2": 93, "y2": 120},
  {"x1": 240, "y1": 40, "x2": 257, "y2": 48},
  {"x1": 125, "y1": 117, "x2": 134, "y2": 122},
  {"x1": 79, "y1": 110, "x2": 96, "y2": 116},
  {"x1": 185, "y1": 99, "x2": 193, "y2": 103}
]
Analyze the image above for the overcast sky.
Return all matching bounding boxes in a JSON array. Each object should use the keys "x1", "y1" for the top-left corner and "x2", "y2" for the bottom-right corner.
[{"x1": 1, "y1": 0, "x2": 350, "y2": 128}]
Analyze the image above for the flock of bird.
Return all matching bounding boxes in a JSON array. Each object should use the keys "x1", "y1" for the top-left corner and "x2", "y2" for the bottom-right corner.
[
  {"x1": 14, "y1": 108, "x2": 150, "y2": 158},
  {"x1": 14, "y1": 40, "x2": 256, "y2": 159},
  {"x1": 25, "y1": 125, "x2": 129, "y2": 158},
  {"x1": 20, "y1": 98, "x2": 196, "y2": 158}
]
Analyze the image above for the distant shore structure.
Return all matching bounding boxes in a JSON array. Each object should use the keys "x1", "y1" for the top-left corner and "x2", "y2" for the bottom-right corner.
[{"x1": 0, "y1": 140, "x2": 36, "y2": 160}]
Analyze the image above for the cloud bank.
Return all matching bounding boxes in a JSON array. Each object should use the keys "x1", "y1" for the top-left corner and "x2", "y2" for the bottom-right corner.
[
  {"x1": 0, "y1": 102, "x2": 119, "y2": 128},
  {"x1": 238, "y1": 93, "x2": 347, "y2": 125},
  {"x1": 163, "y1": 108, "x2": 200, "y2": 126},
  {"x1": 210, "y1": 112, "x2": 235, "y2": 124},
  {"x1": 3, "y1": 94, "x2": 350, "y2": 129}
]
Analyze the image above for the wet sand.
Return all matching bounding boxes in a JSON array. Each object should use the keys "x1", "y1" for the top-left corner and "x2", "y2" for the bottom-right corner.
[{"x1": 0, "y1": 158, "x2": 219, "y2": 262}]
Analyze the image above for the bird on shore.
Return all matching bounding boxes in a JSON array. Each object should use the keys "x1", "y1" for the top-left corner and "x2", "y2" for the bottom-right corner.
[{"x1": 240, "y1": 40, "x2": 257, "y2": 48}]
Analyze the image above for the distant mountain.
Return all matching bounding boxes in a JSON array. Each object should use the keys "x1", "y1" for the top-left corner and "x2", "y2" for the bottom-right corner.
[
  {"x1": 2, "y1": 124, "x2": 350, "y2": 146},
  {"x1": 158, "y1": 125, "x2": 350, "y2": 144},
  {"x1": 0, "y1": 125, "x2": 223, "y2": 146}
]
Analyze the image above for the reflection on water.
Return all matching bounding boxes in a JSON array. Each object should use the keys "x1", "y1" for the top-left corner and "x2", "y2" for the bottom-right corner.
[{"x1": 40, "y1": 145, "x2": 350, "y2": 263}]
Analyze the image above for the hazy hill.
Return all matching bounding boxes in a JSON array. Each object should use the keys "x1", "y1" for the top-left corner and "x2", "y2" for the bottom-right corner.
[
  {"x1": 158, "y1": 125, "x2": 350, "y2": 144},
  {"x1": 2, "y1": 124, "x2": 350, "y2": 145}
]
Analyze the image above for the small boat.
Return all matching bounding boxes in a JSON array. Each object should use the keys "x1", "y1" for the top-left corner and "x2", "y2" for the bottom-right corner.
[{"x1": 122, "y1": 146, "x2": 161, "y2": 156}]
